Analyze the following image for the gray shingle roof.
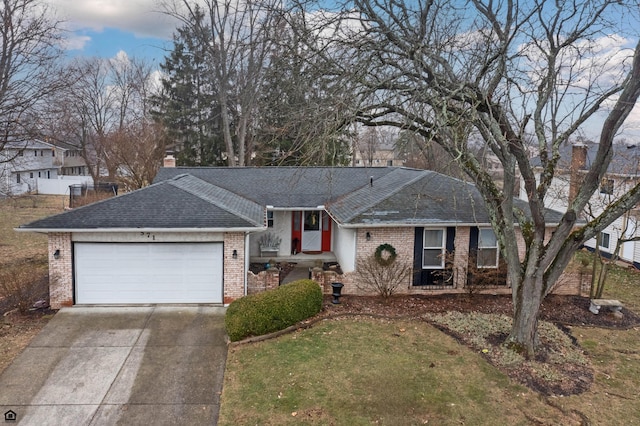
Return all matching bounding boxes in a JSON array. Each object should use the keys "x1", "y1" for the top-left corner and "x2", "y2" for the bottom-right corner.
[
  {"x1": 19, "y1": 175, "x2": 263, "y2": 230},
  {"x1": 155, "y1": 167, "x2": 396, "y2": 207},
  {"x1": 335, "y1": 171, "x2": 565, "y2": 226},
  {"x1": 328, "y1": 168, "x2": 426, "y2": 222},
  {"x1": 21, "y1": 166, "x2": 566, "y2": 231},
  {"x1": 168, "y1": 174, "x2": 264, "y2": 227}
]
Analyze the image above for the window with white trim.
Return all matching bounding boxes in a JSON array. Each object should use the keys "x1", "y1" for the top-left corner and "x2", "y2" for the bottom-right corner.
[
  {"x1": 267, "y1": 211, "x2": 274, "y2": 227},
  {"x1": 422, "y1": 229, "x2": 445, "y2": 269},
  {"x1": 477, "y1": 228, "x2": 499, "y2": 268},
  {"x1": 600, "y1": 178, "x2": 614, "y2": 195},
  {"x1": 599, "y1": 232, "x2": 610, "y2": 249}
]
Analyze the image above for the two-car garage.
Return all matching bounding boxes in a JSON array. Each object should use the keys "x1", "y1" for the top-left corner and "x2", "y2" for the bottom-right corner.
[
  {"x1": 19, "y1": 173, "x2": 264, "y2": 309},
  {"x1": 74, "y1": 242, "x2": 224, "y2": 304}
]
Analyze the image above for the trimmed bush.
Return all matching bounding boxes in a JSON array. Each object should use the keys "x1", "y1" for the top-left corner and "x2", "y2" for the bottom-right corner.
[{"x1": 225, "y1": 279, "x2": 323, "y2": 342}]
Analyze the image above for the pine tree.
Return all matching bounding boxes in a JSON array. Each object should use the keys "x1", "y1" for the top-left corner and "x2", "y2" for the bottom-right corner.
[{"x1": 152, "y1": 10, "x2": 225, "y2": 166}]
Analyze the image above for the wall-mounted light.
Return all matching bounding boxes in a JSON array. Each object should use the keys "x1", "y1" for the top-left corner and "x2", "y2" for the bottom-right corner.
[
  {"x1": 365, "y1": 232, "x2": 371, "y2": 241},
  {"x1": 54, "y1": 249, "x2": 60, "y2": 259},
  {"x1": 232, "y1": 249, "x2": 238, "y2": 259}
]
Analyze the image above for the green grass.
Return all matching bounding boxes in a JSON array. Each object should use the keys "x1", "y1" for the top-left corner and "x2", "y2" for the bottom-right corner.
[
  {"x1": 220, "y1": 318, "x2": 575, "y2": 425},
  {"x1": 573, "y1": 249, "x2": 640, "y2": 310},
  {"x1": 0, "y1": 195, "x2": 65, "y2": 266},
  {"x1": 220, "y1": 252, "x2": 640, "y2": 425},
  {"x1": 0, "y1": 195, "x2": 64, "y2": 305},
  {"x1": 562, "y1": 252, "x2": 640, "y2": 424}
]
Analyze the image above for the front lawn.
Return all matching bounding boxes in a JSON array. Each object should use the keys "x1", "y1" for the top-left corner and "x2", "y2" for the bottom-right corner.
[
  {"x1": 219, "y1": 256, "x2": 640, "y2": 424},
  {"x1": 220, "y1": 317, "x2": 582, "y2": 424}
]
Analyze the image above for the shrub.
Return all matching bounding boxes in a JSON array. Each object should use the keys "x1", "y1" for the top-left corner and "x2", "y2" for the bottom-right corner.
[
  {"x1": 0, "y1": 258, "x2": 48, "y2": 314},
  {"x1": 355, "y1": 253, "x2": 412, "y2": 298},
  {"x1": 225, "y1": 279, "x2": 323, "y2": 341}
]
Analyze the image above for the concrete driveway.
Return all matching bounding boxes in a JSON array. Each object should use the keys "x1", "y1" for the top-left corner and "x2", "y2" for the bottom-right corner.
[{"x1": 0, "y1": 306, "x2": 228, "y2": 425}]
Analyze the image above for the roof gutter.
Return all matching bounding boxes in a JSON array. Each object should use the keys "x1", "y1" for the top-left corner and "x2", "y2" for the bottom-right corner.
[
  {"x1": 337, "y1": 222, "x2": 564, "y2": 229},
  {"x1": 266, "y1": 206, "x2": 325, "y2": 211},
  {"x1": 14, "y1": 226, "x2": 267, "y2": 234}
]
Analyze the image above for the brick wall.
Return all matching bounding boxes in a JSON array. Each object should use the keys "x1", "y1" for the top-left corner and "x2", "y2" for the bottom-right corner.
[
  {"x1": 247, "y1": 269, "x2": 279, "y2": 294},
  {"x1": 48, "y1": 232, "x2": 73, "y2": 309},
  {"x1": 334, "y1": 227, "x2": 475, "y2": 296},
  {"x1": 550, "y1": 272, "x2": 591, "y2": 296},
  {"x1": 311, "y1": 225, "x2": 585, "y2": 298},
  {"x1": 453, "y1": 227, "x2": 470, "y2": 289},
  {"x1": 346, "y1": 227, "x2": 415, "y2": 294},
  {"x1": 224, "y1": 232, "x2": 246, "y2": 304}
]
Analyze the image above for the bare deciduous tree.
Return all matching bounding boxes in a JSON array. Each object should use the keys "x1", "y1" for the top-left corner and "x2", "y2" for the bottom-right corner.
[
  {"x1": 0, "y1": 0, "x2": 65, "y2": 156},
  {"x1": 45, "y1": 55, "x2": 159, "y2": 184},
  {"x1": 292, "y1": 0, "x2": 640, "y2": 356},
  {"x1": 103, "y1": 121, "x2": 168, "y2": 191}
]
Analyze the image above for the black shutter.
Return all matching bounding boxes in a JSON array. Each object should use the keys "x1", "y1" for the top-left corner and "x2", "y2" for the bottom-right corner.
[
  {"x1": 468, "y1": 227, "x2": 479, "y2": 286},
  {"x1": 446, "y1": 227, "x2": 456, "y2": 253},
  {"x1": 469, "y1": 227, "x2": 479, "y2": 253},
  {"x1": 413, "y1": 227, "x2": 423, "y2": 286}
]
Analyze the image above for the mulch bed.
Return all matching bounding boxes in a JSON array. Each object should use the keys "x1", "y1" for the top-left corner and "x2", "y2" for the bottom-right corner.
[{"x1": 321, "y1": 293, "x2": 640, "y2": 329}]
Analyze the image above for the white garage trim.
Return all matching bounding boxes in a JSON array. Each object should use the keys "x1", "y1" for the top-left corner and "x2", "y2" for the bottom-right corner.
[
  {"x1": 72, "y1": 232, "x2": 225, "y2": 242},
  {"x1": 74, "y1": 242, "x2": 223, "y2": 304}
]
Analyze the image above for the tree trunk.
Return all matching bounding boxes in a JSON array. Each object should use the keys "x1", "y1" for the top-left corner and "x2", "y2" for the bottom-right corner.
[
  {"x1": 219, "y1": 94, "x2": 236, "y2": 167},
  {"x1": 237, "y1": 116, "x2": 247, "y2": 167},
  {"x1": 509, "y1": 274, "x2": 544, "y2": 358}
]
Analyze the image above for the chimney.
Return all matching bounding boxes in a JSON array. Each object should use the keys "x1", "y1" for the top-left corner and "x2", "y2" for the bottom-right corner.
[
  {"x1": 163, "y1": 151, "x2": 176, "y2": 168},
  {"x1": 569, "y1": 143, "x2": 587, "y2": 204}
]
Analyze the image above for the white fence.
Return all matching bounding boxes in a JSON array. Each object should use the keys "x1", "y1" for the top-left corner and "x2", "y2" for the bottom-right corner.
[{"x1": 37, "y1": 176, "x2": 94, "y2": 195}]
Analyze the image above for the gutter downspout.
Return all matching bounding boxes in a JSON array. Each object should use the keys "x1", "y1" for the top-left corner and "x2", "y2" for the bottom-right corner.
[{"x1": 244, "y1": 233, "x2": 250, "y2": 297}]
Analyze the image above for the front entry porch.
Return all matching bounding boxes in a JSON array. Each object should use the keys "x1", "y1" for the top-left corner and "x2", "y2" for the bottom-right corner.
[
  {"x1": 248, "y1": 252, "x2": 341, "y2": 293},
  {"x1": 251, "y1": 251, "x2": 337, "y2": 265},
  {"x1": 291, "y1": 210, "x2": 332, "y2": 254}
]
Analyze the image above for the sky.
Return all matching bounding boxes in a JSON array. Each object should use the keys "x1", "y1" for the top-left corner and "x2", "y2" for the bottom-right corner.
[
  {"x1": 48, "y1": 0, "x2": 178, "y2": 64},
  {"x1": 46, "y1": 0, "x2": 640, "y2": 141}
]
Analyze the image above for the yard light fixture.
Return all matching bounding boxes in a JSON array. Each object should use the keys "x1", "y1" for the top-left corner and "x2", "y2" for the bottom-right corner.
[
  {"x1": 54, "y1": 249, "x2": 60, "y2": 259},
  {"x1": 366, "y1": 231, "x2": 371, "y2": 241},
  {"x1": 232, "y1": 249, "x2": 238, "y2": 259}
]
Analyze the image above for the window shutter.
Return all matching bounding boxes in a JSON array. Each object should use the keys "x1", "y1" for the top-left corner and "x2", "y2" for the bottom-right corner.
[{"x1": 413, "y1": 227, "x2": 423, "y2": 285}]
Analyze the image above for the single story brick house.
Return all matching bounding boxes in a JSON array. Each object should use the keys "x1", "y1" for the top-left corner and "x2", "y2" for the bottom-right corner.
[{"x1": 18, "y1": 166, "x2": 587, "y2": 309}]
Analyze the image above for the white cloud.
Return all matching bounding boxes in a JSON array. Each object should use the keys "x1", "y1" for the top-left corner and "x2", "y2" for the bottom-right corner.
[
  {"x1": 48, "y1": 0, "x2": 179, "y2": 40},
  {"x1": 60, "y1": 34, "x2": 92, "y2": 50}
]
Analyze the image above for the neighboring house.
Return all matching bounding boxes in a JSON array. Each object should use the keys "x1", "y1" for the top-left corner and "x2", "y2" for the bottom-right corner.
[
  {"x1": 19, "y1": 166, "x2": 586, "y2": 309},
  {"x1": 523, "y1": 142, "x2": 640, "y2": 269},
  {"x1": 0, "y1": 139, "x2": 90, "y2": 196},
  {"x1": 353, "y1": 139, "x2": 404, "y2": 167},
  {"x1": 353, "y1": 149, "x2": 404, "y2": 167}
]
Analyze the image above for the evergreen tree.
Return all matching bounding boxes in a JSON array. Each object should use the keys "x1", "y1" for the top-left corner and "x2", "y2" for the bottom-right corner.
[{"x1": 152, "y1": 9, "x2": 224, "y2": 166}]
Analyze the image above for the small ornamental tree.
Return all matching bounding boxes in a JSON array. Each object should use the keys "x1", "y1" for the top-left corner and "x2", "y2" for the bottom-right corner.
[{"x1": 356, "y1": 244, "x2": 411, "y2": 298}]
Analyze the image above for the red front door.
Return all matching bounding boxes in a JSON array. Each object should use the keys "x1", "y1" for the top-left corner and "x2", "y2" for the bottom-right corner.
[
  {"x1": 291, "y1": 211, "x2": 332, "y2": 253},
  {"x1": 321, "y1": 211, "x2": 332, "y2": 252},
  {"x1": 291, "y1": 211, "x2": 302, "y2": 254}
]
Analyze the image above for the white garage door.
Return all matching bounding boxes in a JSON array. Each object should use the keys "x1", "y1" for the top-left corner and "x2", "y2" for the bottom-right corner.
[{"x1": 75, "y1": 243, "x2": 223, "y2": 304}]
